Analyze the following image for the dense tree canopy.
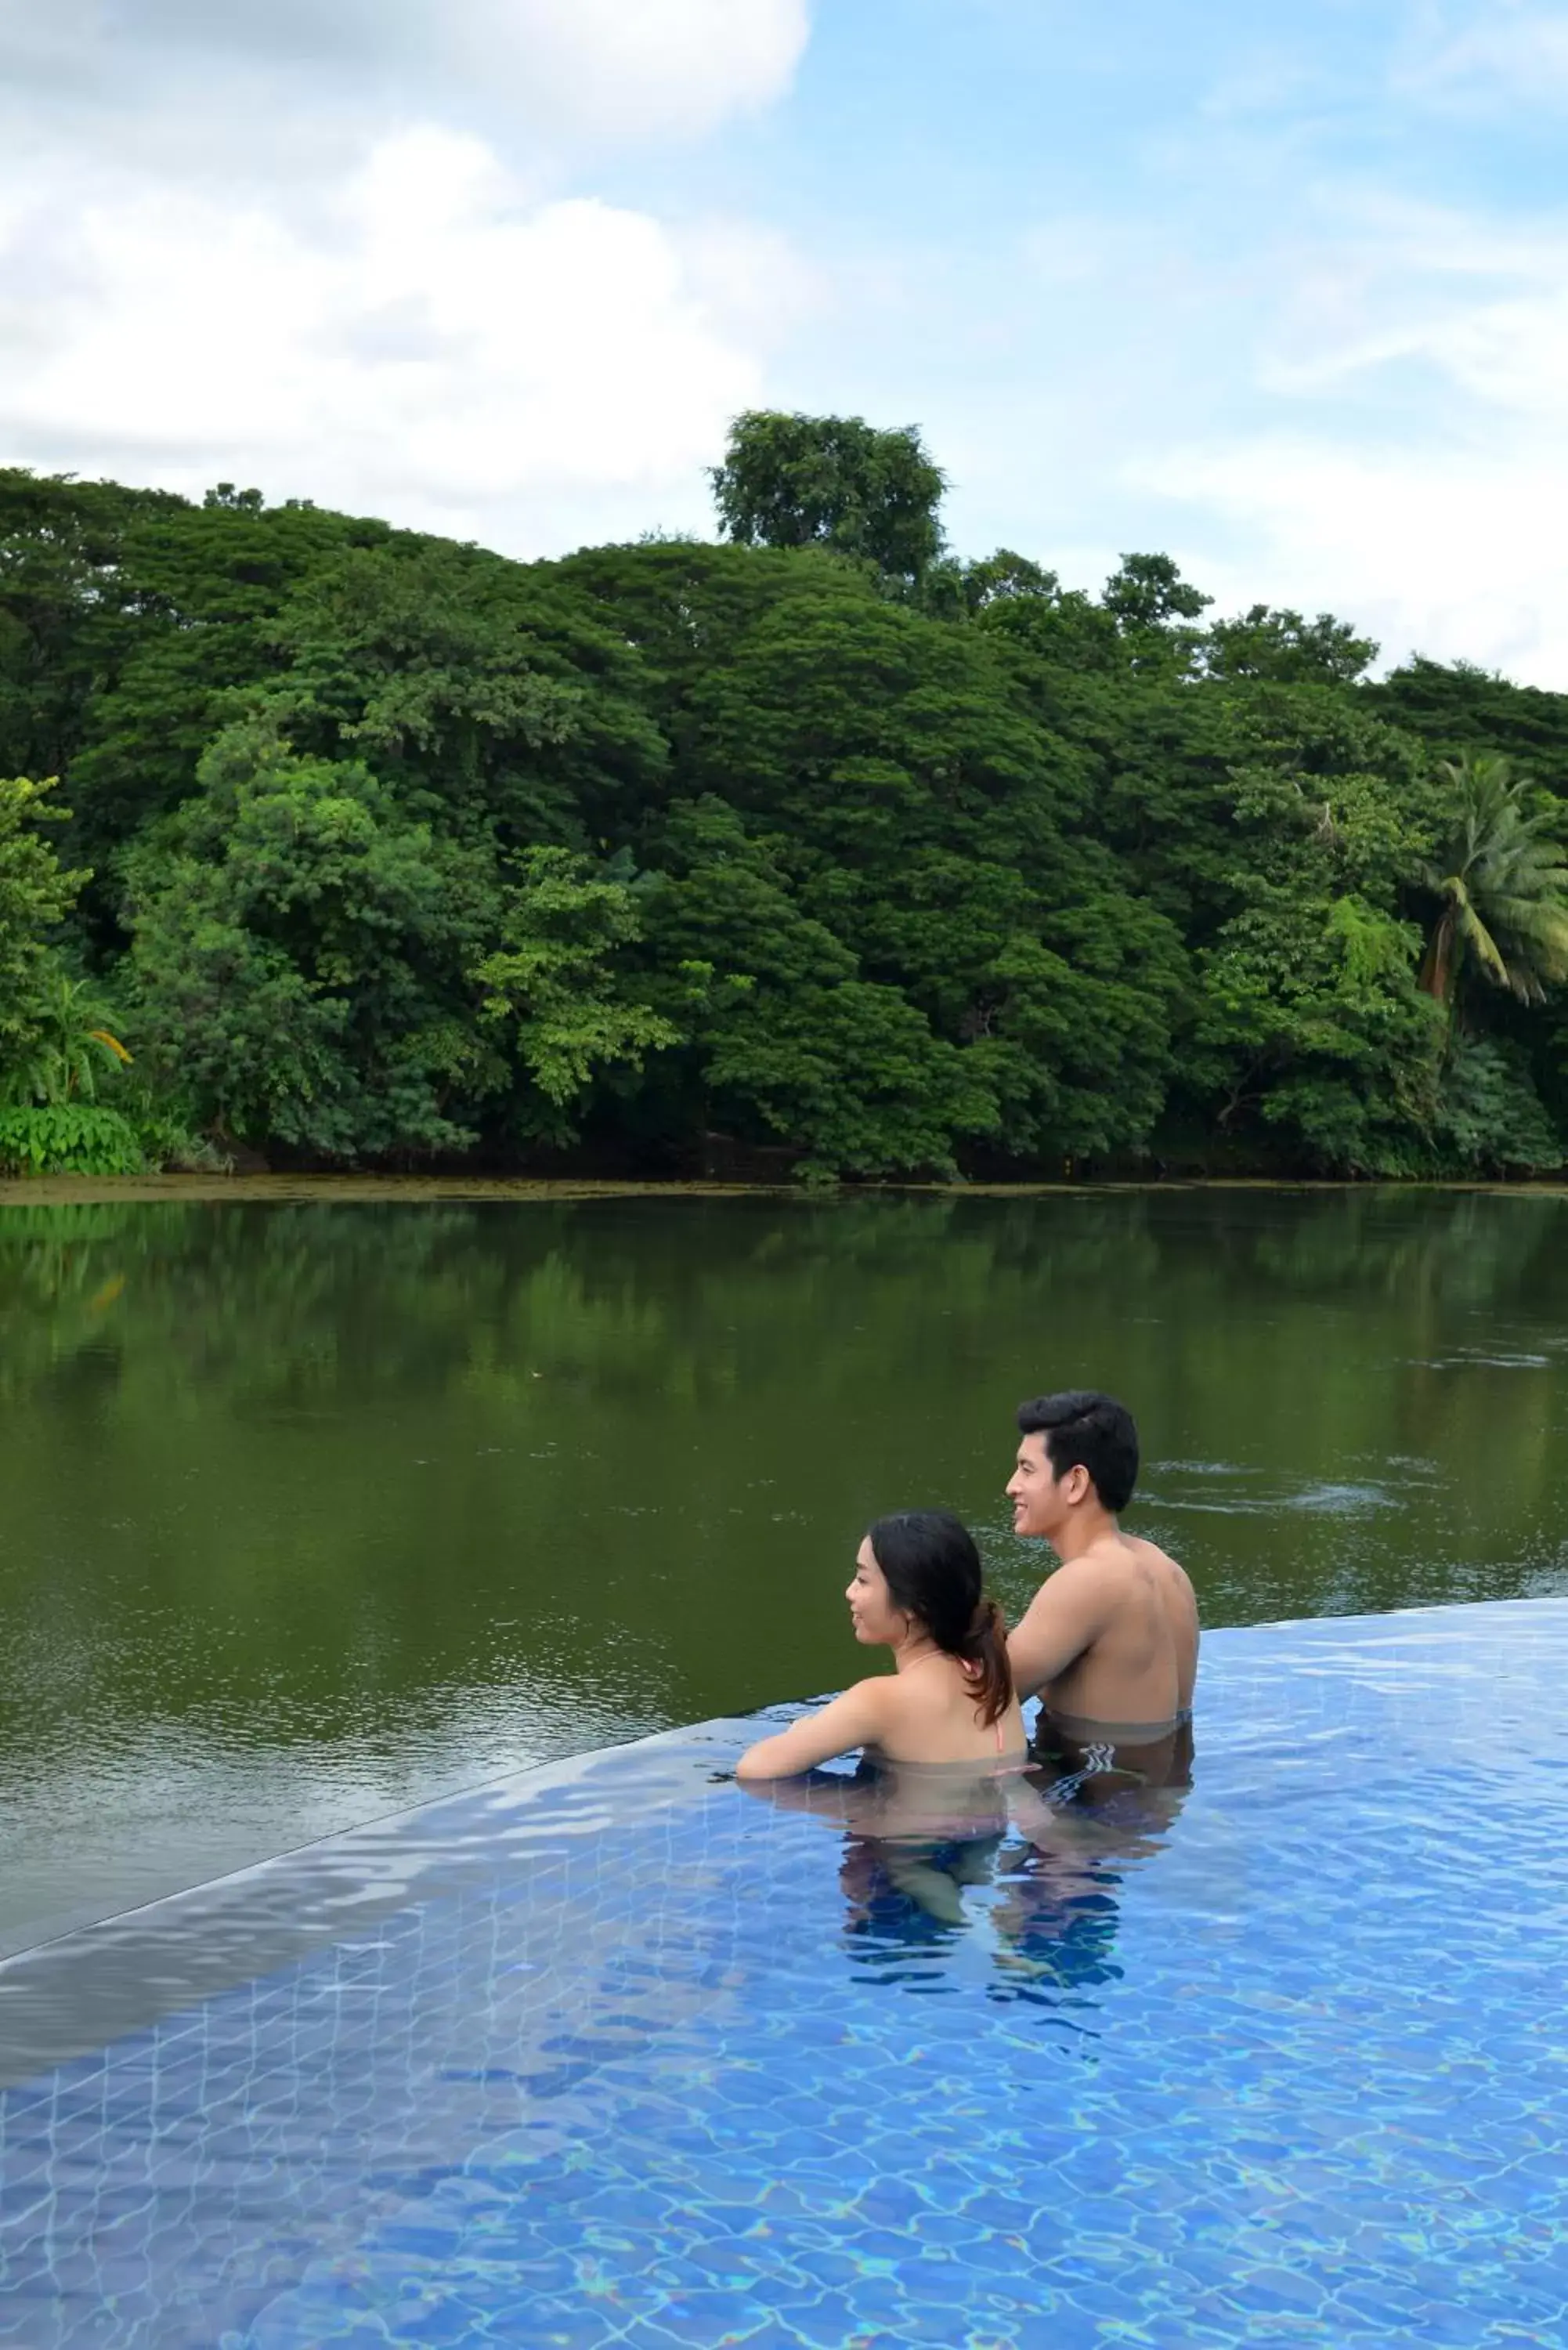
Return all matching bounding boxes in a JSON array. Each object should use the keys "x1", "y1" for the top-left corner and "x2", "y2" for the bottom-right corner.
[{"x1": 2, "y1": 434, "x2": 1567, "y2": 1180}]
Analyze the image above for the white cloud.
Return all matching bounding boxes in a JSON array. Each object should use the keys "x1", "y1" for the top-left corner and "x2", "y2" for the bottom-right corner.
[
  {"x1": 0, "y1": 2, "x2": 815, "y2": 547},
  {"x1": 1069, "y1": 183, "x2": 1566, "y2": 687},
  {"x1": 1121, "y1": 213, "x2": 1568, "y2": 681},
  {"x1": 0, "y1": 0, "x2": 812, "y2": 157},
  {"x1": 1242, "y1": 197, "x2": 1568, "y2": 414},
  {"x1": 457, "y1": 0, "x2": 813, "y2": 142},
  {"x1": 1400, "y1": 3, "x2": 1568, "y2": 109},
  {"x1": 1133, "y1": 432, "x2": 1568, "y2": 685},
  {"x1": 0, "y1": 126, "x2": 782, "y2": 549}
]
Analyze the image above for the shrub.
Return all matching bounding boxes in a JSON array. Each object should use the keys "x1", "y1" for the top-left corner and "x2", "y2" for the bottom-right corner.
[{"x1": 0, "y1": 1104, "x2": 147, "y2": 1177}]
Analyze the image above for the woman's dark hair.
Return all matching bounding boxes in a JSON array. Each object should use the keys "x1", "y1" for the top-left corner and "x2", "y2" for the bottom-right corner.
[{"x1": 865, "y1": 1510, "x2": 1013, "y2": 1727}]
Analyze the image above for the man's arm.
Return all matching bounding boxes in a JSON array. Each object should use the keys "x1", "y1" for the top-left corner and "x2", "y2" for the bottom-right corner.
[
  {"x1": 735, "y1": 1679, "x2": 889, "y2": 1782},
  {"x1": 1006, "y1": 1562, "x2": 1111, "y2": 1701}
]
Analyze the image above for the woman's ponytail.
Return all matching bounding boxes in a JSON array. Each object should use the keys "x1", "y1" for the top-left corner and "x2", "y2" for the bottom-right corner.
[{"x1": 960, "y1": 1596, "x2": 1013, "y2": 1727}]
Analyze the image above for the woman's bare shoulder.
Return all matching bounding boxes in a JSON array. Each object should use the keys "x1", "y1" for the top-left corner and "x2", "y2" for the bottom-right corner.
[{"x1": 851, "y1": 1671, "x2": 899, "y2": 1716}]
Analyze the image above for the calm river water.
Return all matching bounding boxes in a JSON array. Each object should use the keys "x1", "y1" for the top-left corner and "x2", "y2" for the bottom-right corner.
[{"x1": 2, "y1": 1183, "x2": 1566, "y2": 1956}]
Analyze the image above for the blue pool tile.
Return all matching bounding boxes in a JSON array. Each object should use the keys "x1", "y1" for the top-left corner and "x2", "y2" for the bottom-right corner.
[{"x1": 5, "y1": 1601, "x2": 1568, "y2": 2350}]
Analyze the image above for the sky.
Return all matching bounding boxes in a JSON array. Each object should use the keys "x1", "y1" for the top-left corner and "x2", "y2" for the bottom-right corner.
[{"x1": 2, "y1": 1, "x2": 1566, "y2": 682}]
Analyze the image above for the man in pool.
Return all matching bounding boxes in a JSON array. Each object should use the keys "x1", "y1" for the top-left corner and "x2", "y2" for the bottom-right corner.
[{"x1": 1005, "y1": 1390, "x2": 1199, "y2": 1802}]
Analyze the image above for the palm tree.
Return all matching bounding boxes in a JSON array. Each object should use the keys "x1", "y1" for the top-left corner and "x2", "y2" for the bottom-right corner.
[
  {"x1": 1418, "y1": 752, "x2": 1568, "y2": 1009},
  {"x1": 2, "y1": 974, "x2": 132, "y2": 1108}
]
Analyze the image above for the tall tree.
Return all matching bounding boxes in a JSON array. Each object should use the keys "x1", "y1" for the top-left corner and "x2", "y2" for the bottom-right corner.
[
  {"x1": 710, "y1": 411, "x2": 947, "y2": 589},
  {"x1": 472, "y1": 848, "x2": 680, "y2": 1146},
  {"x1": 1180, "y1": 694, "x2": 1443, "y2": 1173},
  {"x1": 1205, "y1": 605, "x2": 1378, "y2": 688},
  {"x1": 263, "y1": 541, "x2": 668, "y2": 853},
  {"x1": 636, "y1": 796, "x2": 996, "y2": 1180},
  {"x1": 1101, "y1": 552, "x2": 1212, "y2": 633},
  {"x1": 123, "y1": 722, "x2": 508, "y2": 1160}
]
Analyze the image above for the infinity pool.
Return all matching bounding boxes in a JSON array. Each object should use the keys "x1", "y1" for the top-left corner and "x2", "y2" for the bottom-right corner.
[{"x1": 2, "y1": 1602, "x2": 1564, "y2": 2348}]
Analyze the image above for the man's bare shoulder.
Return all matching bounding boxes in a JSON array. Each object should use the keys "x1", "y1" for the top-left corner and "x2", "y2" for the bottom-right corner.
[
  {"x1": 1123, "y1": 1532, "x2": 1193, "y2": 1586},
  {"x1": 1067, "y1": 1529, "x2": 1170, "y2": 1578},
  {"x1": 1022, "y1": 1549, "x2": 1115, "y2": 1612},
  {"x1": 1025, "y1": 1536, "x2": 1194, "y2": 1616},
  {"x1": 1122, "y1": 1537, "x2": 1199, "y2": 1639},
  {"x1": 1075, "y1": 1531, "x2": 1196, "y2": 1612}
]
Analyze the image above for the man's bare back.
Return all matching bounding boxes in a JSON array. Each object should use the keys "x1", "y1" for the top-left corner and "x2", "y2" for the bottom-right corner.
[
  {"x1": 1004, "y1": 1394, "x2": 1200, "y2": 1733},
  {"x1": 1021, "y1": 1531, "x2": 1198, "y2": 1728}
]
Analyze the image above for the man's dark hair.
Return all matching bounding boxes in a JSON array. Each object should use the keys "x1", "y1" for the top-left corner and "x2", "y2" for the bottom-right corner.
[{"x1": 1016, "y1": 1390, "x2": 1139, "y2": 1513}]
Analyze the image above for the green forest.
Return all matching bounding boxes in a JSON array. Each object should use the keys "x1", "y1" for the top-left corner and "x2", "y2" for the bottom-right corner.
[{"x1": 5, "y1": 410, "x2": 1568, "y2": 1184}]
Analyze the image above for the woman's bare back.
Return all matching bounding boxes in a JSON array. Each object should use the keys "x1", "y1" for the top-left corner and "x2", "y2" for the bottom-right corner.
[{"x1": 870, "y1": 1652, "x2": 1027, "y2": 1765}]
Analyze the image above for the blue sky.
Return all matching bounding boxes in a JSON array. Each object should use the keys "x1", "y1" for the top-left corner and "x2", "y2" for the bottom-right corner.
[{"x1": 2, "y1": 2, "x2": 1566, "y2": 678}]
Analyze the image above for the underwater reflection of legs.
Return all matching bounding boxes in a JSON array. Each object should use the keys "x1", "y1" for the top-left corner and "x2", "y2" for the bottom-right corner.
[
  {"x1": 841, "y1": 1828, "x2": 1006, "y2": 1931},
  {"x1": 988, "y1": 1836, "x2": 1125, "y2": 1993},
  {"x1": 988, "y1": 1719, "x2": 1197, "y2": 1992},
  {"x1": 740, "y1": 1759, "x2": 1013, "y2": 1940}
]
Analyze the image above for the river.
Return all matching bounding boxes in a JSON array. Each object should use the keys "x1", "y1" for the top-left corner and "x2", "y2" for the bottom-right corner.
[{"x1": 2, "y1": 1182, "x2": 1565, "y2": 1955}]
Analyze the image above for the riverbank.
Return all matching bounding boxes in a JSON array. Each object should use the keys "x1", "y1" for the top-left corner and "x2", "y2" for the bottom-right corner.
[{"x1": 5, "y1": 1171, "x2": 1568, "y2": 1208}]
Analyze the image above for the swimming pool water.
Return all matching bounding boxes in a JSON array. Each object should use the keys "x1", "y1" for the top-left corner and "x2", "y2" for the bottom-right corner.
[{"x1": 2, "y1": 1601, "x2": 1565, "y2": 2348}]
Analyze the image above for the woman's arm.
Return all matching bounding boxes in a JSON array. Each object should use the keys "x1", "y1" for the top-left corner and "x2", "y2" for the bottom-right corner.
[{"x1": 735, "y1": 1680, "x2": 889, "y2": 1782}]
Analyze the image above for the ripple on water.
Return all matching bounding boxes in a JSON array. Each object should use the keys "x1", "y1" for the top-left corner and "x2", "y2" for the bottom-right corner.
[
  {"x1": 1407, "y1": 1350, "x2": 1553, "y2": 1369},
  {"x1": 1145, "y1": 1466, "x2": 1404, "y2": 1519}
]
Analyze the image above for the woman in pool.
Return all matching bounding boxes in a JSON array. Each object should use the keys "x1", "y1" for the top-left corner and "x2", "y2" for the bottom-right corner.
[{"x1": 735, "y1": 1510, "x2": 1027, "y2": 1781}]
